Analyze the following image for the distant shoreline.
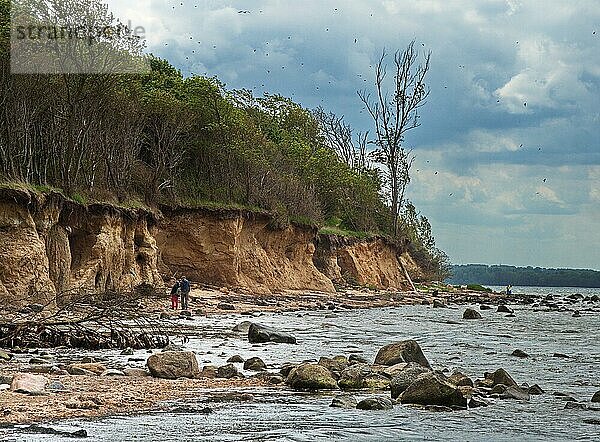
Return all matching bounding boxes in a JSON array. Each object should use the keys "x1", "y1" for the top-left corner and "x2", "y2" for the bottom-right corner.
[{"x1": 447, "y1": 264, "x2": 600, "y2": 289}]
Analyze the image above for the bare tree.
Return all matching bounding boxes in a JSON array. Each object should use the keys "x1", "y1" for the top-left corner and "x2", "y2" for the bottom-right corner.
[
  {"x1": 313, "y1": 107, "x2": 370, "y2": 170},
  {"x1": 358, "y1": 41, "x2": 430, "y2": 236}
]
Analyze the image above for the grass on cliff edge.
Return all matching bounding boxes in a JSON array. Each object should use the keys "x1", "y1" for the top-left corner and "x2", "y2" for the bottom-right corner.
[{"x1": 318, "y1": 226, "x2": 375, "y2": 239}]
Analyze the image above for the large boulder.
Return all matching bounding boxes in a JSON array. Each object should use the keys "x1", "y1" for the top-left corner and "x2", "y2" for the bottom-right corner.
[
  {"x1": 338, "y1": 363, "x2": 373, "y2": 390},
  {"x1": 489, "y1": 368, "x2": 518, "y2": 387},
  {"x1": 243, "y1": 357, "x2": 266, "y2": 371},
  {"x1": 356, "y1": 396, "x2": 394, "y2": 410},
  {"x1": 318, "y1": 356, "x2": 348, "y2": 374},
  {"x1": 463, "y1": 308, "x2": 482, "y2": 319},
  {"x1": 248, "y1": 323, "x2": 297, "y2": 344},
  {"x1": 400, "y1": 372, "x2": 467, "y2": 408},
  {"x1": 390, "y1": 363, "x2": 431, "y2": 399},
  {"x1": 500, "y1": 385, "x2": 530, "y2": 401},
  {"x1": 363, "y1": 373, "x2": 391, "y2": 390},
  {"x1": 286, "y1": 363, "x2": 338, "y2": 391},
  {"x1": 592, "y1": 391, "x2": 600, "y2": 403},
  {"x1": 217, "y1": 363, "x2": 239, "y2": 379},
  {"x1": 10, "y1": 373, "x2": 48, "y2": 395},
  {"x1": 374, "y1": 340, "x2": 431, "y2": 369},
  {"x1": 330, "y1": 394, "x2": 358, "y2": 408},
  {"x1": 146, "y1": 351, "x2": 199, "y2": 379}
]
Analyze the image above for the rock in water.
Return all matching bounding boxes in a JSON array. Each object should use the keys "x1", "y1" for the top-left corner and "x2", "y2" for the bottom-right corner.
[
  {"x1": 497, "y1": 305, "x2": 513, "y2": 313},
  {"x1": 227, "y1": 355, "x2": 245, "y2": 363},
  {"x1": 330, "y1": 394, "x2": 358, "y2": 408},
  {"x1": 318, "y1": 356, "x2": 348, "y2": 374},
  {"x1": 217, "y1": 364, "x2": 239, "y2": 379},
  {"x1": 338, "y1": 363, "x2": 373, "y2": 390},
  {"x1": 233, "y1": 321, "x2": 252, "y2": 333},
  {"x1": 500, "y1": 385, "x2": 530, "y2": 401},
  {"x1": 463, "y1": 308, "x2": 482, "y2": 319},
  {"x1": 447, "y1": 371, "x2": 474, "y2": 387},
  {"x1": 243, "y1": 357, "x2": 266, "y2": 371},
  {"x1": 390, "y1": 363, "x2": 431, "y2": 399},
  {"x1": 400, "y1": 372, "x2": 467, "y2": 408},
  {"x1": 248, "y1": 323, "x2": 297, "y2": 344},
  {"x1": 489, "y1": 368, "x2": 518, "y2": 387},
  {"x1": 374, "y1": 340, "x2": 431, "y2": 368},
  {"x1": 433, "y1": 299, "x2": 446, "y2": 308},
  {"x1": 10, "y1": 373, "x2": 48, "y2": 395},
  {"x1": 356, "y1": 396, "x2": 394, "y2": 410},
  {"x1": 591, "y1": 391, "x2": 600, "y2": 402},
  {"x1": 286, "y1": 363, "x2": 338, "y2": 391},
  {"x1": 511, "y1": 349, "x2": 529, "y2": 358},
  {"x1": 146, "y1": 351, "x2": 199, "y2": 379},
  {"x1": 528, "y1": 384, "x2": 545, "y2": 395}
]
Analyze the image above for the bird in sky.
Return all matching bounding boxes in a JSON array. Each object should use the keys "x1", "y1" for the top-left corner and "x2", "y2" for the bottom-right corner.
[{"x1": 543, "y1": 178, "x2": 547, "y2": 182}]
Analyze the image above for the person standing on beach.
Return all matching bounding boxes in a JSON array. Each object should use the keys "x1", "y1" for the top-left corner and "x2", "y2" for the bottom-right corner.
[
  {"x1": 180, "y1": 276, "x2": 191, "y2": 310},
  {"x1": 170, "y1": 279, "x2": 180, "y2": 309}
]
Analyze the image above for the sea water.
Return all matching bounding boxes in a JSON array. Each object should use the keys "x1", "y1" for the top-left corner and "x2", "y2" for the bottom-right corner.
[{"x1": 4, "y1": 287, "x2": 600, "y2": 441}]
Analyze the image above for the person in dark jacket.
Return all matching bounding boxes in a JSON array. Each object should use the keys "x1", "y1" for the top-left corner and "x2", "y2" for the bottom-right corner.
[
  {"x1": 170, "y1": 279, "x2": 180, "y2": 309},
  {"x1": 180, "y1": 276, "x2": 191, "y2": 310}
]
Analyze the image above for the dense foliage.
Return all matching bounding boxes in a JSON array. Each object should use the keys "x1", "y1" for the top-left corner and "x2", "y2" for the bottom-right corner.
[
  {"x1": 448, "y1": 265, "x2": 600, "y2": 288},
  {"x1": 0, "y1": 0, "x2": 446, "y2": 278}
]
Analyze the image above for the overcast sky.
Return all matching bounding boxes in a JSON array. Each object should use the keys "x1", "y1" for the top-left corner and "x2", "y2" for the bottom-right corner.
[{"x1": 107, "y1": 0, "x2": 600, "y2": 270}]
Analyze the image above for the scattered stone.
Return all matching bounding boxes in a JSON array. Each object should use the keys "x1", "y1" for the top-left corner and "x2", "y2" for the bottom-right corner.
[
  {"x1": 553, "y1": 353, "x2": 569, "y2": 358},
  {"x1": 218, "y1": 302, "x2": 236, "y2": 311},
  {"x1": 500, "y1": 385, "x2": 530, "y2": 401},
  {"x1": 528, "y1": 384, "x2": 545, "y2": 395},
  {"x1": 400, "y1": 372, "x2": 467, "y2": 408},
  {"x1": 380, "y1": 362, "x2": 409, "y2": 378},
  {"x1": 68, "y1": 367, "x2": 96, "y2": 376},
  {"x1": 65, "y1": 396, "x2": 101, "y2": 410},
  {"x1": 29, "y1": 358, "x2": 49, "y2": 365},
  {"x1": 565, "y1": 401, "x2": 587, "y2": 410},
  {"x1": 356, "y1": 396, "x2": 394, "y2": 411},
  {"x1": 216, "y1": 364, "x2": 239, "y2": 379},
  {"x1": 123, "y1": 368, "x2": 150, "y2": 377},
  {"x1": 46, "y1": 381, "x2": 66, "y2": 391},
  {"x1": 68, "y1": 363, "x2": 107, "y2": 376},
  {"x1": 338, "y1": 363, "x2": 373, "y2": 390},
  {"x1": 269, "y1": 375, "x2": 284, "y2": 385},
  {"x1": 10, "y1": 373, "x2": 48, "y2": 395},
  {"x1": 432, "y1": 299, "x2": 446, "y2": 308},
  {"x1": 146, "y1": 351, "x2": 200, "y2": 379},
  {"x1": 243, "y1": 357, "x2": 267, "y2": 371},
  {"x1": 463, "y1": 308, "x2": 482, "y2": 320},
  {"x1": 511, "y1": 349, "x2": 529, "y2": 358},
  {"x1": 447, "y1": 371, "x2": 474, "y2": 387},
  {"x1": 489, "y1": 368, "x2": 518, "y2": 387},
  {"x1": 362, "y1": 373, "x2": 391, "y2": 390},
  {"x1": 348, "y1": 354, "x2": 369, "y2": 364},
  {"x1": 286, "y1": 363, "x2": 339, "y2": 391},
  {"x1": 479, "y1": 305, "x2": 492, "y2": 310},
  {"x1": 199, "y1": 365, "x2": 217, "y2": 379},
  {"x1": 227, "y1": 355, "x2": 245, "y2": 363},
  {"x1": 490, "y1": 384, "x2": 508, "y2": 395},
  {"x1": 330, "y1": 394, "x2": 358, "y2": 409},
  {"x1": 101, "y1": 369, "x2": 125, "y2": 377},
  {"x1": 374, "y1": 340, "x2": 431, "y2": 368},
  {"x1": 469, "y1": 397, "x2": 489, "y2": 408},
  {"x1": 248, "y1": 323, "x2": 297, "y2": 344},
  {"x1": 180, "y1": 310, "x2": 192, "y2": 317},
  {"x1": 18, "y1": 424, "x2": 87, "y2": 438},
  {"x1": 318, "y1": 356, "x2": 348, "y2": 374},
  {"x1": 497, "y1": 305, "x2": 513, "y2": 313},
  {"x1": 591, "y1": 391, "x2": 600, "y2": 403},
  {"x1": 390, "y1": 363, "x2": 431, "y2": 399},
  {"x1": 233, "y1": 321, "x2": 252, "y2": 333},
  {"x1": 120, "y1": 347, "x2": 134, "y2": 356}
]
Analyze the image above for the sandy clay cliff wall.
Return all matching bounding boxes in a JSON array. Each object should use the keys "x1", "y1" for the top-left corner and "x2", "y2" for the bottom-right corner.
[{"x1": 0, "y1": 189, "x2": 421, "y2": 306}]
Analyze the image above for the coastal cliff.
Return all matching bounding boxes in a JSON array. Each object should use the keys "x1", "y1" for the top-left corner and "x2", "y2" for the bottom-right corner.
[{"x1": 0, "y1": 188, "x2": 420, "y2": 306}]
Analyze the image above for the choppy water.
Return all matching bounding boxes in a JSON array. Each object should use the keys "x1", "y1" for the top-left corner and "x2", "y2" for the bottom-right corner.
[{"x1": 5, "y1": 287, "x2": 600, "y2": 441}]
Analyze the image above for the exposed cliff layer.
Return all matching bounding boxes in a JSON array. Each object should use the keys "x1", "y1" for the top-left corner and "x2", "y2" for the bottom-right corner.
[
  {"x1": 155, "y1": 207, "x2": 335, "y2": 294},
  {"x1": 314, "y1": 234, "x2": 424, "y2": 289},
  {"x1": 0, "y1": 189, "x2": 162, "y2": 307},
  {"x1": 0, "y1": 188, "x2": 422, "y2": 306}
]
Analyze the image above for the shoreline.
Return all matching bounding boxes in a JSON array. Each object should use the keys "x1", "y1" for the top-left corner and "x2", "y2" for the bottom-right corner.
[{"x1": 0, "y1": 285, "x2": 511, "y2": 427}]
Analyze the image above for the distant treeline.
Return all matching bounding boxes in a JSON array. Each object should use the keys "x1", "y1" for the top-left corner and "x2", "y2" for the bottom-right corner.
[{"x1": 447, "y1": 264, "x2": 600, "y2": 288}]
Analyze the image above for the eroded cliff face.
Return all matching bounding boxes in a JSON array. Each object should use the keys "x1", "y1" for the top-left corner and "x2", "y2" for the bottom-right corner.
[
  {"x1": 0, "y1": 189, "x2": 422, "y2": 306},
  {"x1": 0, "y1": 189, "x2": 162, "y2": 307},
  {"x1": 155, "y1": 208, "x2": 335, "y2": 294},
  {"x1": 314, "y1": 234, "x2": 423, "y2": 290}
]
